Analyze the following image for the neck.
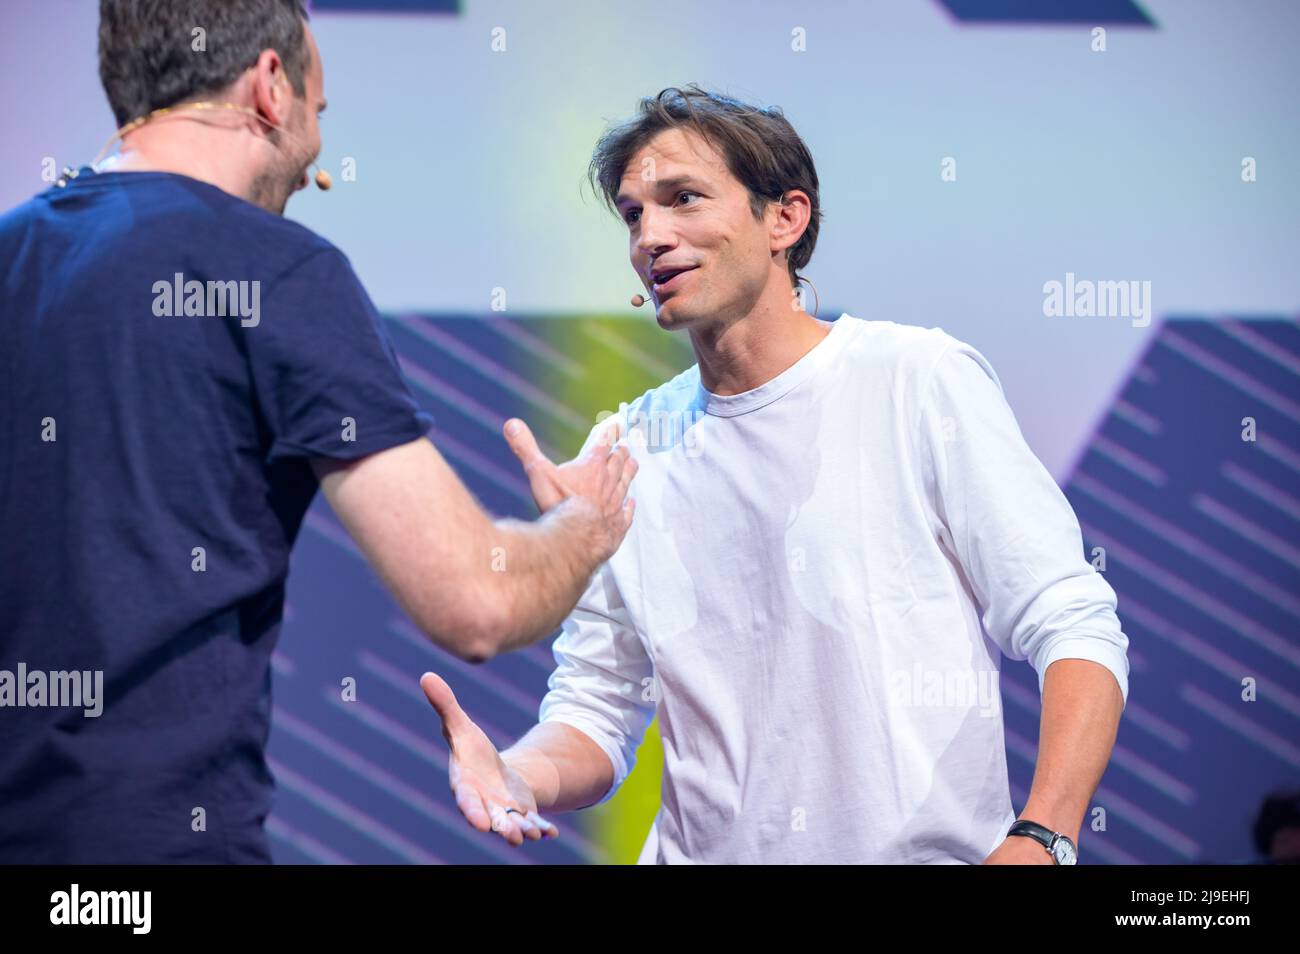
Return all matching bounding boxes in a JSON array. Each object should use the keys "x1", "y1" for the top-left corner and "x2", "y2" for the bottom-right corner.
[
  {"x1": 688, "y1": 280, "x2": 831, "y2": 396},
  {"x1": 102, "y1": 118, "x2": 266, "y2": 207}
]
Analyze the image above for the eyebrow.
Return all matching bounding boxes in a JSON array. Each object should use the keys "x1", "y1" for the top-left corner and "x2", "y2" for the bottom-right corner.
[{"x1": 614, "y1": 175, "x2": 703, "y2": 209}]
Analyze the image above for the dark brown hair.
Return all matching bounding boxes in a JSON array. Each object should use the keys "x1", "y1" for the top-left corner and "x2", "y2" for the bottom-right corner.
[
  {"x1": 589, "y1": 85, "x2": 822, "y2": 286},
  {"x1": 99, "y1": 0, "x2": 310, "y2": 127}
]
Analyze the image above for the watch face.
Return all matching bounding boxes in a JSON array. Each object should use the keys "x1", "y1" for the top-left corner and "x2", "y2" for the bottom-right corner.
[{"x1": 1053, "y1": 838, "x2": 1078, "y2": 865}]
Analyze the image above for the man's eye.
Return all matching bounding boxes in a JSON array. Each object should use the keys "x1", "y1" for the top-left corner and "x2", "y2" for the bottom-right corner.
[
  {"x1": 624, "y1": 209, "x2": 641, "y2": 225},
  {"x1": 676, "y1": 191, "x2": 699, "y2": 205}
]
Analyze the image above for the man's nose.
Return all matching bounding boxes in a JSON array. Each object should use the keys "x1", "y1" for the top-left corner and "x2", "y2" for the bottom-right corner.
[{"x1": 634, "y1": 205, "x2": 675, "y2": 257}]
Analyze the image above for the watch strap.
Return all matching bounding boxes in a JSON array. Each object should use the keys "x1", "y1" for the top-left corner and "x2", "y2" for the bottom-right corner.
[{"x1": 1007, "y1": 820, "x2": 1061, "y2": 861}]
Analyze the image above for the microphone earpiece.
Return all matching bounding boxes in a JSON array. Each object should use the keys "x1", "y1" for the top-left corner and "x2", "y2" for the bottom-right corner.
[
  {"x1": 630, "y1": 294, "x2": 647, "y2": 307},
  {"x1": 314, "y1": 167, "x2": 332, "y2": 191}
]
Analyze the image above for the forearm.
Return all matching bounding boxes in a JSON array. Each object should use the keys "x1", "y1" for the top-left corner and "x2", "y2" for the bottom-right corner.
[
  {"x1": 315, "y1": 437, "x2": 624, "y2": 661},
  {"x1": 1019, "y1": 658, "x2": 1124, "y2": 843},
  {"x1": 486, "y1": 499, "x2": 604, "y2": 653},
  {"x1": 501, "y1": 721, "x2": 616, "y2": 813}
]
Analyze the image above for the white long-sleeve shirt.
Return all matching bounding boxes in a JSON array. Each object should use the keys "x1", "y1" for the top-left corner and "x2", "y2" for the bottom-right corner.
[{"x1": 538, "y1": 314, "x2": 1129, "y2": 864}]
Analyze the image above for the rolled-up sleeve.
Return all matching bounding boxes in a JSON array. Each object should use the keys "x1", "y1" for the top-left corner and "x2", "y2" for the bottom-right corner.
[
  {"x1": 538, "y1": 561, "x2": 657, "y2": 804},
  {"x1": 917, "y1": 338, "x2": 1130, "y2": 707}
]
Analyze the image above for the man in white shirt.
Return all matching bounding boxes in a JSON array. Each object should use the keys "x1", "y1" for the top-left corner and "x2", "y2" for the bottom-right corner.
[{"x1": 421, "y1": 86, "x2": 1128, "y2": 864}]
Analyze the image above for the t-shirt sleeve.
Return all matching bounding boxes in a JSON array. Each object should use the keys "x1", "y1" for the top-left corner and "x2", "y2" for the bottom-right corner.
[
  {"x1": 537, "y1": 559, "x2": 658, "y2": 806},
  {"x1": 533, "y1": 410, "x2": 655, "y2": 805},
  {"x1": 245, "y1": 246, "x2": 433, "y2": 462},
  {"x1": 917, "y1": 338, "x2": 1130, "y2": 707}
]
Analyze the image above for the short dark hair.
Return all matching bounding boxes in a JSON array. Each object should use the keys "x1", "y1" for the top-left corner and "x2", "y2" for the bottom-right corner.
[
  {"x1": 99, "y1": 0, "x2": 310, "y2": 127},
  {"x1": 589, "y1": 85, "x2": 823, "y2": 286},
  {"x1": 1253, "y1": 789, "x2": 1300, "y2": 858}
]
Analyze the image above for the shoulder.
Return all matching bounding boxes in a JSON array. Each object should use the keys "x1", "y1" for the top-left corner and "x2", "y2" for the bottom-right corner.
[
  {"x1": 0, "y1": 195, "x2": 39, "y2": 230},
  {"x1": 577, "y1": 362, "x2": 702, "y2": 456},
  {"x1": 5, "y1": 172, "x2": 345, "y2": 281},
  {"x1": 625, "y1": 362, "x2": 702, "y2": 419},
  {"x1": 0, "y1": 197, "x2": 41, "y2": 255},
  {"x1": 87, "y1": 172, "x2": 340, "y2": 275},
  {"x1": 837, "y1": 314, "x2": 952, "y2": 374},
  {"x1": 182, "y1": 180, "x2": 341, "y2": 273},
  {"x1": 835, "y1": 314, "x2": 1003, "y2": 396},
  {"x1": 223, "y1": 196, "x2": 333, "y2": 251}
]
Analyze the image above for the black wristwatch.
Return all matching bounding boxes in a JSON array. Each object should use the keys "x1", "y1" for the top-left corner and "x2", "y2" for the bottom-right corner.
[{"x1": 1007, "y1": 820, "x2": 1077, "y2": 865}]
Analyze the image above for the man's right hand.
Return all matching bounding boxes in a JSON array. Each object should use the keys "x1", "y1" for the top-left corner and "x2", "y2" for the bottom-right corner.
[
  {"x1": 420, "y1": 671, "x2": 559, "y2": 846},
  {"x1": 503, "y1": 417, "x2": 637, "y2": 562}
]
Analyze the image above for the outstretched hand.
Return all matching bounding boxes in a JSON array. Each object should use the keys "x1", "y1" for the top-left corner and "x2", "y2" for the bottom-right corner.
[{"x1": 420, "y1": 671, "x2": 559, "y2": 846}]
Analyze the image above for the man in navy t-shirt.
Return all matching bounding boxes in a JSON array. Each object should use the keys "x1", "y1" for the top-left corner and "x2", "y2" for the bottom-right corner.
[{"x1": 0, "y1": 0, "x2": 636, "y2": 862}]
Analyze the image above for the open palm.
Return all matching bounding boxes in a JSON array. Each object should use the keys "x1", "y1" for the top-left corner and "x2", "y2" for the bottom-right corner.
[{"x1": 420, "y1": 671, "x2": 558, "y2": 846}]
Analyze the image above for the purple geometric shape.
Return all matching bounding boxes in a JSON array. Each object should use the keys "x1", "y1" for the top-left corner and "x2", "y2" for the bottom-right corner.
[
  {"x1": 936, "y1": 0, "x2": 1155, "y2": 25},
  {"x1": 310, "y1": 0, "x2": 459, "y2": 13}
]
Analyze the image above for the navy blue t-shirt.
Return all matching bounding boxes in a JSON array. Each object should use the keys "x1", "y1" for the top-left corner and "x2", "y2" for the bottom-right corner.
[{"x1": 0, "y1": 170, "x2": 432, "y2": 862}]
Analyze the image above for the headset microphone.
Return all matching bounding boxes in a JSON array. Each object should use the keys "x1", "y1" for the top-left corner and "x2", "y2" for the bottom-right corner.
[{"x1": 630, "y1": 294, "x2": 647, "y2": 307}]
